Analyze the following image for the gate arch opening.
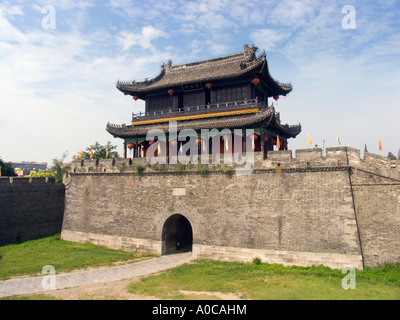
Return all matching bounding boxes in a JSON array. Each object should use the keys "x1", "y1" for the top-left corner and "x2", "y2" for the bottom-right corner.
[{"x1": 162, "y1": 214, "x2": 193, "y2": 255}]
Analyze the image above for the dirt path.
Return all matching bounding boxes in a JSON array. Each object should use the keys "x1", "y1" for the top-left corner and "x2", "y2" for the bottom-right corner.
[
  {"x1": 44, "y1": 279, "x2": 242, "y2": 300},
  {"x1": 44, "y1": 278, "x2": 157, "y2": 300},
  {"x1": 3, "y1": 252, "x2": 242, "y2": 300},
  {"x1": 1, "y1": 252, "x2": 193, "y2": 299}
]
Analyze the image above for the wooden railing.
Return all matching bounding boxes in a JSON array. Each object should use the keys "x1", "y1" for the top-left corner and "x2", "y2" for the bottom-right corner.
[{"x1": 131, "y1": 98, "x2": 275, "y2": 122}]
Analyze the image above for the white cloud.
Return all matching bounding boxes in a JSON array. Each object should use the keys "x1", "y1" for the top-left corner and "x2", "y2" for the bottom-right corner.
[
  {"x1": 250, "y1": 28, "x2": 291, "y2": 52},
  {"x1": 117, "y1": 26, "x2": 170, "y2": 52},
  {"x1": 269, "y1": 0, "x2": 317, "y2": 28},
  {"x1": 0, "y1": 5, "x2": 26, "y2": 42},
  {"x1": 33, "y1": 0, "x2": 95, "y2": 11},
  {"x1": 0, "y1": 7, "x2": 165, "y2": 163},
  {"x1": 0, "y1": 3, "x2": 24, "y2": 17}
]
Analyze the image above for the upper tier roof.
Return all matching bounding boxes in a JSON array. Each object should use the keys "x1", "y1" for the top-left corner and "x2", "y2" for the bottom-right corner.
[{"x1": 116, "y1": 45, "x2": 292, "y2": 96}]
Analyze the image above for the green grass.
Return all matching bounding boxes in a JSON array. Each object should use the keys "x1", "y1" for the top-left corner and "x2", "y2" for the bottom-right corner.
[
  {"x1": 0, "y1": 234, "x2": 156, "y2": 281},
  {"x1": 2, "y1": 237, "x2": 400, "y2": 300},
  {"x1": 128, "y1": 260, "x2": 400, "y2": 300}
]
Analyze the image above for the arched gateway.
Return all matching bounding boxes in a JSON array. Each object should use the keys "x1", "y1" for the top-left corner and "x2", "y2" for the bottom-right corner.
[{"x1": 162, "y1": 214, "x2": 193, "y2": 255}]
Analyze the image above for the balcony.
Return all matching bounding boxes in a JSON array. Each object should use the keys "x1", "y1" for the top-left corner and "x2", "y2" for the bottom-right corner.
[{"x1": 131, "y1": 98, "x2": 279, "y2": 122}]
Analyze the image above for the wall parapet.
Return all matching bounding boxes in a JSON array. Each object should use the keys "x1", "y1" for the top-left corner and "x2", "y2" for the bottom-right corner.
[
  {"x1": 0, "y1": 177, "x2": 56, "y2": 184},
  {"x1": 68, "y1": 147, "x2": 399, "y2": 179}
]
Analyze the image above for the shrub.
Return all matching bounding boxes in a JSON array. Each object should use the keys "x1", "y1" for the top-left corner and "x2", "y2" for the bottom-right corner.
[
  {"x1": 155, "y1": 163, "x2": 167, "y2": 172},
  {"x1": 197, "y1": 165, "x2": 209, "y2": 175},
  {"x1": 174, "y1": 163, "x2": 185, "y2": 173},
  {"x1": 118, "y1": 163, "x2": 126, "y2": 173},
  {"x1": 252, "y1": 257, "x2": 262, "y2": 265},
  {"x1": 135, "y1": 163, "x2": 144, "y2": 174},
  {"x1": 221, "y1": 165, "x2": 232, "y2": 174}
]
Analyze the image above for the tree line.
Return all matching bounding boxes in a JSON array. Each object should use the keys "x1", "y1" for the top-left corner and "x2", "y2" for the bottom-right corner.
[{"x1": 0, "y1": 142, "x2": 119, "y2": 183}]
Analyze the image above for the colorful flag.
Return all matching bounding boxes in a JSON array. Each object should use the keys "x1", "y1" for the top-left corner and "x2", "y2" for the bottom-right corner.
[
  {"x1": 276, "y1": 136, "x2": 281, "y2": 150},
  {"x1": 0, "y1": 167, "x2": 2, "y2": 177},
  {"x1": 379, "y1": 140, "x2": 383, "y2": 152},
  {"x1": 38, "y1": 169, "x2": 42, "y2": 177},
  {"x1": 308, "y1": 134, "x2": 312, "y2": 146},
  {"x1": 251, "y1": 136, "x2": 255, "y2": 151},
  {"x1": 336, "y1": 133, "x2": 341, "y2": 145},
  {"x1": 79, "y1": 151, "x2": 82, "y2": 159},
  {"x1": 158, "y1": 142, "x2": 161, "y2": 155},
  {"x1": 90, "y1": 149, "x2": 94, "y2": 159},
  {"x1": 225, "y1": 138, "x2": 229, "y2": 152},
  {"x1": 203, "y1": 140, "x2": 206, "y2": 153},
  {"x1": 180, "y1": 142, "x2": 183, "y2": 155},
  {"x1": 106, "y1": 148, "x2": 109, "y2": 159},
  {"x1": 140, "y1": 145, "x2": 144, "y2": 158}
]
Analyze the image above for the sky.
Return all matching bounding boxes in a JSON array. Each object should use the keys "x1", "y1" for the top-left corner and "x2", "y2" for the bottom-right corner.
[{"x1": 0, "y1": 0, "x2": 399, "y2": 166}]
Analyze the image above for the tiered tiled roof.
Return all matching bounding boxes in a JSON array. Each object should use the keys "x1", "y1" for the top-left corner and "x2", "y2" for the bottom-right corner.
[
  {"x1": 116, "y1": 45, "x2": 292, "y2": 97},
  {"x1": 108, "y1": 45, "x2": 301, "y2": 141}
]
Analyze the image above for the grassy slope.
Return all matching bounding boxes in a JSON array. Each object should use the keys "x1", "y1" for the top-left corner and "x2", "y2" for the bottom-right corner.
[
  {"x1": 0, "y1": 234, "x2": 155, "y2": 281},
  {"x1": 128, "y1": 260, "x2": 400, "y2": 300},
  {"x1": 1, "y1": 236, "x2": 399, "y2": 300}
]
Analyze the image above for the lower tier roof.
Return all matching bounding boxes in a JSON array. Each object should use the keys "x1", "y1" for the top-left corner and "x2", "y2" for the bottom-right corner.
[{"x1": 106, "y1": 106, "x2": 301, "y2": 139}]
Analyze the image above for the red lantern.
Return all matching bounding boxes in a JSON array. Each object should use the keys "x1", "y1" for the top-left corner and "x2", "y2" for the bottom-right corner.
[
  {"x1": 196, "y1": 138, "x2": 202, "y2": 145},
  {"x1": 127, "y1": 142, "x2": 135, "y2": 149},
  {"x1": 133, "y1": 95, "x2": 139, "y2": 101},
  {"x1": 222, "y1": 135, "x2": 230, "y2": 141},
  {"x1": 273, "y1": 95, "x2": 279, "y2": 101},
  {"x1": 252, "y1": 77, "x2": 260, "y2": 85},
  {"x1": 149, "y1": 141, "x2": 155, "y2": 146},
  {"x1": 168, "y1": 89, "x2": 175, "y2": 96},
  {"x1": 206, "y1": 82, "x2": 213, "y2": 89},
  {"x1": 250, "y1": 134, "x2": 258, "y2": 141}
]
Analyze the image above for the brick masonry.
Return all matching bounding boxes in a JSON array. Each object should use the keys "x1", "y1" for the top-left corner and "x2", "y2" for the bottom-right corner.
[
  {"x1": 61, "y1": 148, "x2": 400, "y2": 269},
  {"x1": 0, "y1": 177, "x2": 65, "y2": 245}
]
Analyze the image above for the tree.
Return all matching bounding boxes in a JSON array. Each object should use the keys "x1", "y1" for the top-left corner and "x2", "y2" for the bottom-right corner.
[
  {"x1": 0, "y1": 158, "x2": 17, "y2": 177},
  {"x1": 76, "y1": 142, "x2": 120, "y2": 160},
  {"x1": 388, "y1": 152, "x2": 397, "y2": 160},
  {"x1": 26, "y1": 171, "x2": 54, "y2": 178},
  {"x1": 49, "y1": 152, "x2": 70, "y2": 183}
]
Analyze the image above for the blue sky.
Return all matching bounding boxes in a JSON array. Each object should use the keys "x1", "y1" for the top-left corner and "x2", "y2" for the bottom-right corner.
[{"x1": 0, "y1": 0, "x2": 399, "y2": 165}]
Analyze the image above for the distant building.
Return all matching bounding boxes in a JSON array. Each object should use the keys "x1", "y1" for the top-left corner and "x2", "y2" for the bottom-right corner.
[{"x1": 11, "y1": 162, "x2": 48, "y2": 176}]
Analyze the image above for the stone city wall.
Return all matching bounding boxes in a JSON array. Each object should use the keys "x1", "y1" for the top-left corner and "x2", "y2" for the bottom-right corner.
[
  {"x1": 61, "y1": 147, "x2": 400, "y2": 269},
  {"x1": 0, "y1": 177, "x2": 65, "y2": 245}
]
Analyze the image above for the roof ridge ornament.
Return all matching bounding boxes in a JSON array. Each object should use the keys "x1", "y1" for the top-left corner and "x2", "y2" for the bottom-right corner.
[
  {"x1": 162, "y1": 60, "x2": 172, "y2": 71},
  {"x1": 244, "y1": 44, "x2": 258, "y2": 62}
]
